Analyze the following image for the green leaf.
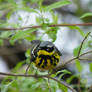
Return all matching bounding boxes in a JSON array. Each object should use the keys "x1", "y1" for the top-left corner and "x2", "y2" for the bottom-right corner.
[
  {"x1": 10, "y1": 29, "x2": 36, "y2": 44},
  {"x1": 61, "y1": 69, "x2": 71, "y2": 74},
  {"x1": 58, "y1": 82, "x2": 68, "y2": 92},
  {"x1": 73, "y1": 46, "x2": 80, "y2": 56},
  {"x1": 69, "y1": 26, "x2": 85, "y2": 37},
  {"x1": 6, "y1": 7, "x2": 17, "y2": 19},
  {"x1": 0, "y1": 31, "x2": 12, "y2": 38},
  {"x1": 88, "y1": 40, "x2": 92, "y2": 48},
  {"x1": 1, "y1": 81, "x2": 13, "y2": 92},
  {"x1": 89, "y1": 63, "x2": 92, "y2": 72},
  {"x1": 18, "y1": 7, "x2": 39, "y2": 14},
  {"x1": 75, "y1": 59, "x2": 83, "y2": 72},
  {"x1": 0, "y1": 39, "x2": 3, "y2": 45},
  {"x1": 56, "y1": 69, "x2": 71, "y2": 80},
  {"x1": 44, "y1": 0, "x2": 71, "y2": 11},
  {"x1": 73, "y1": 42, "x2": 88, "y2": 57},
  {"x1": 25, "y1": 48, "x2": 31, "y2": 58},
  {"x1": 12, "y1": 61, "x2": 25, "y2": 72},
  {"x1": 66, "y1": 75, "x2": 77, "y2": 84},
  {"x1": 81, "y1": 13, "x2": 92, "y2": 18},
  {"x1": 46, "y1": 27, "x2": 59, "y2": 42}
]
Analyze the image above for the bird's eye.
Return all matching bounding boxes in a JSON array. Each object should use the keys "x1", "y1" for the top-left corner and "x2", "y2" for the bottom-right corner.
[
  {"x1": 46, "y1": 47, "x2": 54, "y2": 52},
  {"x1": 47, "y1": 48, "x2": 50, "y2": 51}
]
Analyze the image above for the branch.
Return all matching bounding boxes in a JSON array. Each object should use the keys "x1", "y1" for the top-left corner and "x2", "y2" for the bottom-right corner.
[
  {"x1": 0, "y1": 23, "x2": 92, "y2": 31},
  {"x1": 0, "y1": 49, "x2": 92, "y2": 92},
  {"x1": 77, "y1": 32, "x2": 90, "y2": 58},
  {"x1": 0, "y1": 72, "x2": 76, "y2": 92},
  {"x1": 0, "y1": 32, "x2": 91, "y2": 92},
  {"x1": 48, "y1": 77, "x2": 77, "y2": 92},
  {"x1": 51, "y1": 50, "x2": 92, "y2": 74},
  {"x1": 0, "y1": 50, "x2": 92, "y2": 76},
  {"x1": 51, "y1": 32, "x2": 90, "y2": 73}
]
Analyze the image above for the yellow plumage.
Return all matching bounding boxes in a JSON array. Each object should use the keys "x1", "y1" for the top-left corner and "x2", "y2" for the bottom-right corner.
[
  {"x1": 35, "y1": 50, "x2": 60, "y2": 70},
  {"x1": 31, "y1": 40, "x2": 62, "y2": 70}
]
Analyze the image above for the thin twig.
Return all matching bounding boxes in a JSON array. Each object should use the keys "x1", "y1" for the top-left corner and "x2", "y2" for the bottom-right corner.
[
  {"x1": 79, "y1": 50, "x2": 92, "y2": 57},
  {"x1": 0, "y1": 50, "x2": 92, "y2": 91},
  {"x1": 51, "y1": 32, "x2": 91, "y2": 74},
  {"x1": 51, "y1": 50, "x2": 92, "y2": 74},
  {"x1": 0, "y1": 50, "x2": 92, "y2": 77},
  {"x1": 0, "y1": 72, "x2": 76, "y2": 92},
  {"x1": 25, "y1": 62, "x2": 31, "y2": 74},
  {"x1": 78, "y1": 58, "x2": 92, "y2": 61},
  {"x1": 78, "y1": 78, "x2": 82, "y2": 92},
  {"x1": 0, "y1": 33, "x2": 92, "y2": 92},
  {"x1": 48, "y1": 71, "x2": 52, "y2": 92},
  {"x1": 48, "y1": 77, "x2": 77, "y2": 92},
  {"x1": 0, "y1": 23, "x2": 92, "y2": 31},
  {"x1": 77, "y1": 32, "x2": 90, "y2": 58}
]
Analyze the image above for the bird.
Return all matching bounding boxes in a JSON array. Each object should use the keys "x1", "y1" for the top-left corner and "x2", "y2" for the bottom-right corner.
[{"x1": 30, "y1": 40, "x2": 62, "y2": 70}]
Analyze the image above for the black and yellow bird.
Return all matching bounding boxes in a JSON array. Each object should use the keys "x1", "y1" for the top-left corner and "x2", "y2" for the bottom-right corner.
[{"x1": 30, "y1": 40, "x2": 62, "y2": 70}]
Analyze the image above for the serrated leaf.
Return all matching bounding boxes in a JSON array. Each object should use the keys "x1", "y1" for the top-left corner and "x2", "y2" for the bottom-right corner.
[
  {"x1": 75, "y1": 59, "x2": 83, "y2": 72},
  {"x1": 81, "y1": 13, "x2": 92, "y2": 18},
  {"x1": 44, "y1": 0, "x2": 71, "y2": 11},
  {"x1": 89, "y1": 63, "x2": 92, "y2": 72}
]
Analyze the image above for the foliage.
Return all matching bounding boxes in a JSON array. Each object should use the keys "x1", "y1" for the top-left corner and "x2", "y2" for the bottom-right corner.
[
  {"x1": 0, "y1": 0, "x2": 92, "y2": 92},
  {"x1": 1, "y1": 76, "x2": 59, "y2": 92},
  {"x1": 81, "y1": 13, "x2": 92, "y2": 18}
]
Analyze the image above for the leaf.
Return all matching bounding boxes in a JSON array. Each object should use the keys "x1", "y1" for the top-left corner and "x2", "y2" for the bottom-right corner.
[
  {"x1": 46, "y1": 27, "x2": 59, "y2": 42},
  {"x1": 73, "y1": 42, "x2": 88, "y2": 57},
  {"x1": 81, "y1": 13, "x2": 92, "y2": 18},
  {"x1": 89, "y1": 63, "x2": 92, "y2": 72},
  {"x1": 88, "y1": 40, "x2": 92, "y2": 48},
  {"x1": 56, "y1": 69, "x2": 71, "y2": 80},
  {"x1": 12, "y1": 61, "x2": 25, "y2": 72},
  {"x1": 49, "y1": 80, "x2": 59, "y2": 92},
  {"x1": 69, "y1": 26, "x2": 85, "y2": 37},
  {"x1": 18, "y1": 7, "x2": 39, "y2": 14},
  {"x1": 61, "y1": 69, "x2": 71, "y2": 74},
  {"x1": 73, "y1": 46, "x2": 80, "y2": 56},
  {"x1": 58, "y1": 82, "x2": 68, "y2": 92},
  {"x1": 25, "y1": 48, "x2": 31, "y2": 58},
  {"x1": 44, "y1": 0, "x2": 71, "y2": 11},
  {"x1": 0, "y1": 39, "x2": 3, "y2": 46},
  {"x1": 75, "y1": 59, "x2": 83, "y2": 72},
  {"x1": 1, "y1": 81, "x2": 13, "y2": 92},
  {"x1": 0, "y1": 31, "x2": 12, "y2": 38},
  {"x1": 10, "y1": 29, "x2": 36, "y2": 44},
  {"x1": 66, "y1": 75, "x2": 77, "y2": 84}
]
